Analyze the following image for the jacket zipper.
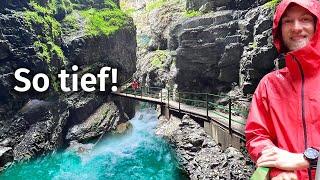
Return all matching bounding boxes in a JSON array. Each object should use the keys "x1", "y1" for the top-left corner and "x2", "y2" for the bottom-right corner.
[{"x1": 292, "y1": 55, "x2": 312, "y2": 180}]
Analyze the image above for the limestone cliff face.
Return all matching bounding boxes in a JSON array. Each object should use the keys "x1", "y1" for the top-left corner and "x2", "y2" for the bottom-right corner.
[
  {"x1": 121, "y1": 0, "x2": 281, "y2": 116},
  {"x1": 0, "y1": 0, "x2": 136, "y2": 165},
  {"x1": 132, "y1": 0, "x2": 278, "y2": 97},
  {"x1": 173, "y1": 1, "x2": 278, "y2": 95}
]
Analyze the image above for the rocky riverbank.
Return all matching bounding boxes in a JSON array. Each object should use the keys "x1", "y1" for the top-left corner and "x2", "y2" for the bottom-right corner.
[{"x1": 156, "y1": 115, "x2": 254, "y2": 179}]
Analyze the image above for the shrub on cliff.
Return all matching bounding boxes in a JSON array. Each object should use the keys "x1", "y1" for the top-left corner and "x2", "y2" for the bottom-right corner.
[
  {"x1": 183, "y1": 10, "x2": 202, "y2": 18},
  {"x1": 264, "y1": 0, "x2": 281, "y2": 9}
]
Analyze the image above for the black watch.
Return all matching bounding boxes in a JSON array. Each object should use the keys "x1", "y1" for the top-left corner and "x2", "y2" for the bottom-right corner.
[{"x1": 303, "y1": 147, "x2": 319, "y2": 168}]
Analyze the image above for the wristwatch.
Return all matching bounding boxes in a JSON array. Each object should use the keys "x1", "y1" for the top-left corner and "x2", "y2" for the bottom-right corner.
[{"x1": 303, "y1": 147, "x2": 319, "y2": 168}]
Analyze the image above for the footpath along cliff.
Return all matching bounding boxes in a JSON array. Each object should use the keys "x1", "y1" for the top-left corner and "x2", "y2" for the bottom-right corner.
[{"x1": 122, "y1": 0, "x2": 281, "y2": 179}]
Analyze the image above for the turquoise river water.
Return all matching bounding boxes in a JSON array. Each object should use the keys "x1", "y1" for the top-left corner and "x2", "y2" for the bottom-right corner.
[{"x1": 0, "y1": 107, "x2": 188, "y2": 180}]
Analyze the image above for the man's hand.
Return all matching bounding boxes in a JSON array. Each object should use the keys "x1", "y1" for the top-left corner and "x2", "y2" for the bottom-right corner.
[
  {"x1": 271, "y1": 172, "x2": 297, "y2": 180},
  {"x1": 257, "y1": 146, "x2": 309, "y2": 171}
]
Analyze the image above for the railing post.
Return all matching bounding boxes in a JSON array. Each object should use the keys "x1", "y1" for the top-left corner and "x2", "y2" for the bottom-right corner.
[
  {"x1": 179, "y1": 92, "x2": 181, "y2": 113},
  {"x1": 161, "y1": 90, "x2": 162, "y2": 103},
  {"x1": 206, "y1": 93, "x2": 208, "y2": 120},
  {"x1": 141, "y1": 86, "x2": 143, "y2": 98},
  {"x1": 167, "y1": 88, "x2": 170, "y2": 107},
  {"x1": 229, "y1": 97, "x2": 232, "y2": 135}
]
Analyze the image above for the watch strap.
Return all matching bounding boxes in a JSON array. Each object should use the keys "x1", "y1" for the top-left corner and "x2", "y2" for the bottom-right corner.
[{"x1": 310, "y1": 159, "x2": 318, "y2": 169}]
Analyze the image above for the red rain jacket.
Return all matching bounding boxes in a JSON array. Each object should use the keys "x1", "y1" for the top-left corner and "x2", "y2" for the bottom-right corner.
[{"x1": 245, "y1": 0, "x2": 320, "y2": 179}]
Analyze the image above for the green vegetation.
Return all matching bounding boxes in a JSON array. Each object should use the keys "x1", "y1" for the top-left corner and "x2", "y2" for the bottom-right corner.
[
  {"x1": 80, "y1": 8, "x2": 128, "y2": 37},
  {"x1": 61, "y1": 0, "x2": 73, "y2": 13},
  {"x1": 264, "y1": 0, "x2": 281, "y2": 9},
  {"x1": 146, "y1": 0, "x2": 167, "y2": 12},
  {"x1": 23, "y1": 0, "x2": 129, "y2": 62},
  {"x1": 34, "y1": 41, "x2": 50, "y2": 62},
  {"x1": 151, "y1": 50, "x2": 168, "y2": 68},
  {"x1": 18, "y1": 0, "x2": 131, "y2": 93},
  {"x1": 119, "y1": 0, "x2": 136, "y2": 16},
  {"x1": 23, "y1": 0, "x2": 67, "y2": 64},
  {"x1": 31, "y1": 1, "x2": 51, "y2": 14},
  {"x1": 51, "y1": 43, "x2": 65, "y2": 61},
  {"x1": 50, "y1": 74, "x2": 61, "y2": 92},
  {"x1": 248, "y1": 41, "x2": 258, "y2": 49},
  {"x1": 123, "y1": 7, "x2": 136, "y2": 16},
  {"x1": 25, "y1": 11, "x2": 65, "y2": 63},
  {"x1": 102, "y1": 0, "x2": 118, "y2": 9},
  {"x1": 183, "y1": 10, "x2": 202, "y2": 18},
  {"x1": 30, "y1": 0, "x2": 73, "y2": 16},
  {"x1": 33, "y1": 41, "x2": 65, "y2": 64}
]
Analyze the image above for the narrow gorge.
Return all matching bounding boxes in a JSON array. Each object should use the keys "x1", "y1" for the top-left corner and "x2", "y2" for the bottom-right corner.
[
  {"x1": 0, "y1": 0, "x2": 281, "y2": 179},
  {"x1": 0, "y1": 0, "x2": 136, "y2": 169}
]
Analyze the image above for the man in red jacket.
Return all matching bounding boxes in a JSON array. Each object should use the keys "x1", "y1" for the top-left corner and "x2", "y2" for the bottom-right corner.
[{"x1": 245, "y1": 0, "x2": 320, "y2": 179}]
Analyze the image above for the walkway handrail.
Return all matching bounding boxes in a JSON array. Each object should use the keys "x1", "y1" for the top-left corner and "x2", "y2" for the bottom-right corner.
[
  {"x1": 117, "y1": 84, "x2": 248, "y2": 136},
  {"x1": 120, "y1": 77, "x2": 133, "y2": 86}
]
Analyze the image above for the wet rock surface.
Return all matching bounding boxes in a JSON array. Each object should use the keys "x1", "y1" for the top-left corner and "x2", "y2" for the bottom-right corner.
[
  {"x1": 0, "y1": 0, "x2": 137, "y2": 168},
  {"x1": 66, "y1": 101, "x2": 121, "y2": 142},
  {"x1": 156, "y1": 115, "x2": 254, "y2": 179},
  {"x1": 64, "y1": 26, "x2": 137, "y2": 76},
  {"x1": 113, "y1": 121, "x2": 133, "y2": 134},
  {"x1": 66, "y1": 140, "x2": 94, "y2": 155},
  {"x1": 239, "y1": 6, "x2": 278, "y2": 95},
  {"x1": 0, "y1": 99, "x2": 69, "y2": 161},
  {"x1": 186, "y1": 0, "x2": 269, "y2": 11},
  {"x1": 0, "y1": 95, "x2": 135, "y2": 164},
  {"x1": 0, "y1": 146, "x2": 13, "y2": 168}
]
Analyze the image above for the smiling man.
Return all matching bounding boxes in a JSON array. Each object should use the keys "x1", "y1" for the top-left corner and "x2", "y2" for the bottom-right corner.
[
  {"x1": 245, "y1": 0, "x2": 320, "y2": 179},
  {"x1": 281, "y1": 4, "x2": 316, "y2": 51}
]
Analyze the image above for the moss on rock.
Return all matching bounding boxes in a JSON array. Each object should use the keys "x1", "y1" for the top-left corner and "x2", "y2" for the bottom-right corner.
[
  {"x1": 264, "y1": 0, "x2": 281, "y2": 9},
  {"x1": 151, "y1": 50, "x2": 168, "y2": 69},
  {"x1": 80, "y1": 8, "x2": 129, "y2": 37}
]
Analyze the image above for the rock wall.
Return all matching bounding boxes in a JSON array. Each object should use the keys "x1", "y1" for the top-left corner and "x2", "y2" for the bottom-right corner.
[
  {"x1": 0, "y1": 99, "x2": 69, "y2": 161},
  {"x1": 0, "y1": 0, "x2": 137, "y2": 167},
  {"x1": 132, "y1": 0, "x2": 279, "y2": 97},
  {"x1": 186, "y1": 0, "x2": 269, "y2": 11},
  {"x1": 173, "y1": 1, "x2": 278, "y2": 95},
  {"x1": 127, "y1": 0, "x2": 186, "y2": 88}
]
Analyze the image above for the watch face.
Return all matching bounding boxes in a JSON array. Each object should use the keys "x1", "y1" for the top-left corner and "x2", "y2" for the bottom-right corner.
[{"x1": 305, "y1": 148, "x2": 319, "y2": 160}]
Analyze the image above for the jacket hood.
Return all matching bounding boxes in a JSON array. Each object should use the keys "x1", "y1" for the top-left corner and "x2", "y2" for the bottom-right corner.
[{"x1": 272, "y1": 0, "x2": 320, "y2": 54}]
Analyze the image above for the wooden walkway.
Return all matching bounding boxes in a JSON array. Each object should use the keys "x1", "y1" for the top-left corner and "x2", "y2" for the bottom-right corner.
[{"x1": 112, "y1": 91, "x2": 246, "y2": 138}]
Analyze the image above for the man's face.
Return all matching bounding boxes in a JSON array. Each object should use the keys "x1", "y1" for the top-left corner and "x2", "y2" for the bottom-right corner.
[{"x1": 281, "y1": 5, "x2": 316, "y2": 52}]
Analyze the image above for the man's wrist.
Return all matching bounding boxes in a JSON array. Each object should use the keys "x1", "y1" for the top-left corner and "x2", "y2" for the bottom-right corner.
[{"x1": 298, "y1": 153, "x2": 310, "y2": 169}]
